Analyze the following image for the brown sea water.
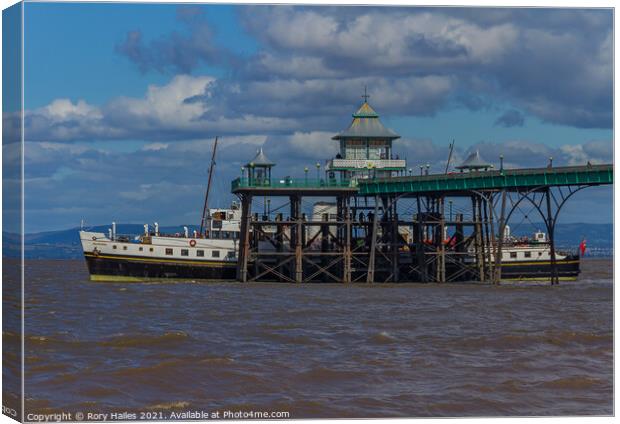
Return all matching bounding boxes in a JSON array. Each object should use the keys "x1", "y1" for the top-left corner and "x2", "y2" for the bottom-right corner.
[{"x1": 12, "y1": 258, "x2": 614, "y2": 417}]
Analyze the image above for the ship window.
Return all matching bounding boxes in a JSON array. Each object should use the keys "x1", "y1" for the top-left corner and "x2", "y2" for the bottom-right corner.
[
  {"x1": 181, "y1": 249, "x2": 189, "y2": 256},
  {"x1": 113, "y1": 245, "x2": 117, "y2": 249},
  {"x1": 165, "y1": 248, "x2": 173, "y2": 255},
  {"x1": 123, "y1": 246, "x2": 127, "y2": 250},
  {"x1": 227, "y1": 251, "x2": 235, "y2": 259},
  {"x1": 197, "y1": 250, "x2": 205, "y2": 257},
  {"x1": 139, "y1": 247, "x2": 143, "y2": 251},
  {"x1": 524, "y1": 251, "x2": 531, "y2": 258},
  {"x1": 538, "y1": 251, "x2": 543, "y2": 256},
  {"x1": 149, "y1": 247, "x2": 154, "y2": 252},
  {"x1": 510, "y1": 252, "x2": 517, "y2": 258},
  {"x1": 212, "y1": 250, "x2": 220, "y2": 258}
]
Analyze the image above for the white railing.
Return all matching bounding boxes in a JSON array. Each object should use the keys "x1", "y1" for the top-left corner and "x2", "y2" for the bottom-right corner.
[{"x1": 328, "y1": 159, "x2": 406, "y2": 169}]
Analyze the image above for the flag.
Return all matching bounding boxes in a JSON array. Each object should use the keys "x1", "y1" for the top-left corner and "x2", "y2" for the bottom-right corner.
[{"x1": 579, "y1": 238, "x2": 587, "y2": 256}]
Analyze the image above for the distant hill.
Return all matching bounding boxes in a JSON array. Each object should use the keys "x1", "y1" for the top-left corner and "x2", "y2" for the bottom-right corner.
[{"x1": 2, "y1": 222, "x2": 613, "y2": 259}]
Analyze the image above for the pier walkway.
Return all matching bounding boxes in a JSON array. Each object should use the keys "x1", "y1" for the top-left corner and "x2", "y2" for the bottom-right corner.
[{"x1": 358, "y1": 164, "x2": 613, "y2": 196}]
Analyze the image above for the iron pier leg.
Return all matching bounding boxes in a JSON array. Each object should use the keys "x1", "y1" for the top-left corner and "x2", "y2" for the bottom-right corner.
[
  {"x1": 493, "y1": 190, "x2": 507, "y2": 285},
  {"x1": 472, "y1": 196, "x2": 485, "y2": 283},
  {"x1": 438, "y1": 196, "x2": 446, "y2": 283},
  {"x1": 275, "y1": 213, "x2": 284, "y2": 279},
  {"x1": 344, "y1": 197, "x2": 352, "y2": 283},
  {"x1": 321, "y1": 213, "x2": 329, "y2": 282},
  {"x1": 391, "y1": 197, "x2": 399, "y2": 282},
  {"x1": 483, "y1": 194, "x2": 494, "y2": 281},
  {"x1": 237, "y1": 194, "x2": 252, "y2": 282},
  {"x1": 290, "y1": 195, "x2": 303, "y2": 283},
  {"x1": 415, "y1": 195, "x2": 427, "y2": 283},
  {"x1": 367, "y1": 196, "x2": 379, "y2": 283},
  {"x1": 545, "y1": 188, "x2": 559, "y2": 285}
]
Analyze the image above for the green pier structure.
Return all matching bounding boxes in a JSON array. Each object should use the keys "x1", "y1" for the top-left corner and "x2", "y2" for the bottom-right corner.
[
  {"x1": 231, "y1": 94, "x2": 613, "y2": 285},
  {"x1": 358, "y1": 164, "x2": 613, "y2": 196}
]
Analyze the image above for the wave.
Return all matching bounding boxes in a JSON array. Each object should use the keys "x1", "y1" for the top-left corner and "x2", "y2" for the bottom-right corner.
[
  {"x1": 457, "y1": 330, "x2": 612, "y2": 350},
  {"x1": 297, "y1": 366, "x2": 365, "y2": 383},
  {"x1": 540, "y1": 376, "x2": 605, "y2": 390},
  {"x1": 147, "y1": 401, "x2": 190, "y2": 410},
  {"x1": 99, "y1": 331, "x2": 191, "y2": 348},
  {"x1": 369, "y1": 331, "x2": 398, "y2": 344}
]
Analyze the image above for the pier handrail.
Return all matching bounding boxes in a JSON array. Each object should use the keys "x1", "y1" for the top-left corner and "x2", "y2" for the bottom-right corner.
[{"x1": 232, "y1": 177, "x2": 353, "y2": 190}]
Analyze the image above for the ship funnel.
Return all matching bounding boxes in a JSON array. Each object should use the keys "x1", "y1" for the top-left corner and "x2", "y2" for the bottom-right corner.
[
  {"x1": 154, "y1": 222, "x2": 159, "y2": 236},
  {"x1": 108, "y1": 228, "x2": 112, "y2": 240},
  {"x1": 503, "y1": 225, "x2": 510, "y2": 238},
  {"x1": 144, "y1": 224, "x2": 149, "y2": 235},
  {"x1": 112, "y1": 222, "x2": 116, "y2": 241}
]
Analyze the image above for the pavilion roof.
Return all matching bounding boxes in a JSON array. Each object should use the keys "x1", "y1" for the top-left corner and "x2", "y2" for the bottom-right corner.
[{"x1": 332, "y1": 102, "x2": 400, "y2": 140}]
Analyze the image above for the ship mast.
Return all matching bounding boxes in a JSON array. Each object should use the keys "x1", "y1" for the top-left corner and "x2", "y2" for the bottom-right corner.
[{"x1": 199, "y1": 136, "x2": 218, "y2": 236}]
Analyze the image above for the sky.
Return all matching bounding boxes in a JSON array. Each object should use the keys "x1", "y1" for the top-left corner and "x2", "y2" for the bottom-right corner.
[{"x1": 6, "y1": 3, "x2": 614, "y2": 232}]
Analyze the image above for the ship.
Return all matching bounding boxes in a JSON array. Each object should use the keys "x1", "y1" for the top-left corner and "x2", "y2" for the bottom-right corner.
[
  {"x1": 80, "y1": 137, "x2": 242, "y2": 282},
  {"x1": 488, "y1": 227, "x2": 580, "y2": 281},
  {"x1": 79, "y1": 205, "x2": 241, "y2": 282}
]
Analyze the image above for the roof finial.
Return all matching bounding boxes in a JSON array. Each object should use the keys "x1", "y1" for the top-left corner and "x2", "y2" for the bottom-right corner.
[{"x1": 362, "y1": 86, "x2": 370, "y2": 103}]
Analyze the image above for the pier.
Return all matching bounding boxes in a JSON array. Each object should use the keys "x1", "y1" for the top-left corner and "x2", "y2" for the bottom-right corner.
[{"x1": 231, "y1": 99, "x2": 613, "y2": 284}]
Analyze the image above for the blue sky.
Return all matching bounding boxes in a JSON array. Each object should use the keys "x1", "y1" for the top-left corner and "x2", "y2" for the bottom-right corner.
[{"x1": 9, "y1": 3, "x2": 614, "y2": 231}]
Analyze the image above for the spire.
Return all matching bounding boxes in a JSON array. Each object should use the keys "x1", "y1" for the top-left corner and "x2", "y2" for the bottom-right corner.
[
  {"x1": 362, "y1": 86, "x2": 370, "y2": 103},
  {"x1": 245, "y1": 147, "x2": 275, "y2": 167}
]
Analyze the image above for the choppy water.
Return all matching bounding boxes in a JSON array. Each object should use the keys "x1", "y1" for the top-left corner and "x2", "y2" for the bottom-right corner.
[{"x1": 8, "y1": 258, "x2": 614, "y2": 417}]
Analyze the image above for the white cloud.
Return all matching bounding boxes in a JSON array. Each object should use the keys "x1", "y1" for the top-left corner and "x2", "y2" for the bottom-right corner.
[
  {"x1": 286, "y1": 131, "x2": 338, "y2": 157},
  {"x1": 106, "y1": 74, "x2": 213, "y2": 130},
  {"x1": 142, "y1": 142, "x2": 169, "y2": 151},
  {"x1": 43, "y1": 99, "x2": 102, "y2": 120}
]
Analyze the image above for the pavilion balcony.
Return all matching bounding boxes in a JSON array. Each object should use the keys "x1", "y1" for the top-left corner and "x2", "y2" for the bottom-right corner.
[{"x1": 327, "y1": 158, "x2": 406, "y2": 170}]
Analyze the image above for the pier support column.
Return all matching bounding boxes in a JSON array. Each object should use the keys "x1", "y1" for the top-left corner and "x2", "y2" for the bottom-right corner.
[
  {"x1": 391, "y1": 197, "x2": 399, "y2": 282},
  {"x1": 237, "y1": 194, "x2": 252, "y2": 282},
  {"x1": 367, "y1": 196, "x2": 379, "y2": 283},
  {"x1": 290, "y1": 195, "x2": 303, "y2": 283},
  {"x1": 437, "y1": 197, "x2": 446, "y2": 283},
  {"x1": 545, "y1": 188, "x2": 559, "y2": 285},
  {"x1": 415, "y1": 196, "x2": 428, "y2": 283},
  {"x1": 493, "y1": 189, "x2": 507, "y2": 285},
  {"x1": 343, "y1": 197, "x2": 352, "y2": 283},
  {"x1": 275, "y1": 213, "x2": 284, "y2": 279},
  {"x1": 472, "y1": 195, "x2": 485, "y2": 283}
]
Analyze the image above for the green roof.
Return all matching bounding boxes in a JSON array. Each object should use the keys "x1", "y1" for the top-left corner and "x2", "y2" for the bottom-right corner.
[
  {"x1": 332, "y1": 102, "x2": 400, "y2": 140},
  {"x1": 246, "y1": 148, "x2": 275, "y2": 167}
]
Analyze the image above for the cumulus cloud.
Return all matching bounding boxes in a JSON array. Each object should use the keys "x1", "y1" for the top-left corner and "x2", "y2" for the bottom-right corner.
[
  {"x1": 234, "y1": 6, "x2": 611, "y2": 128},
  {"x1": 23, "y1": 75, "x2": 302, "y2": 142},
  {"x1": 26, "y1": 7, "x2": 613, "y2": 145}
]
